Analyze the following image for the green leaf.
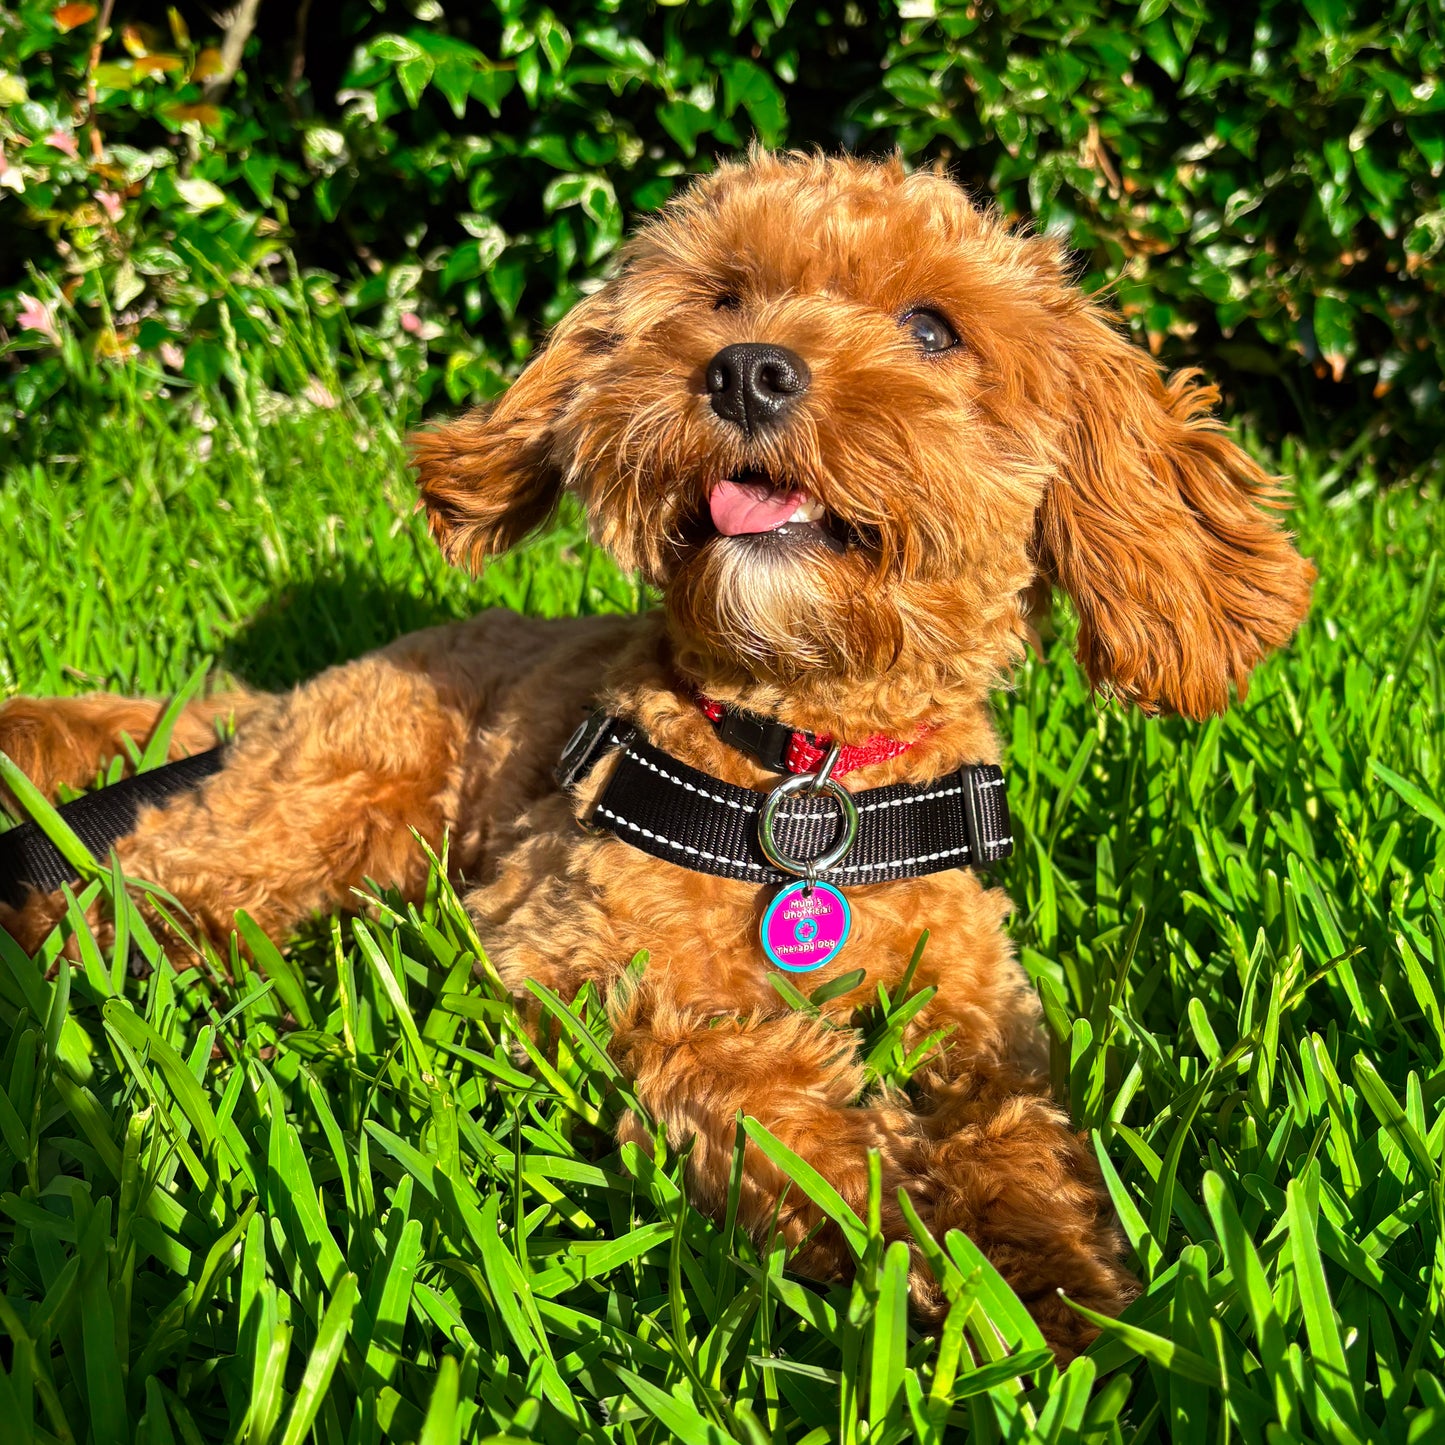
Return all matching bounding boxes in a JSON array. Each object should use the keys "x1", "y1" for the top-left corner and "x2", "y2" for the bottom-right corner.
[
  {"x1": 103, "y1": 1000, "x2": 220, "y2": 1161},
  {"x1": 0, "y1": 751, "x2": 97, "y2": 879},
  {"x1": 809, "y1": 968, "x2": 866, "y2": 1006},
  {"x1": 1202, "y1": 1172, "x2": 1302, "y2": 1431},
  {"x1": 610, "y1": 1363, "x2": 731, "y2": 1445},
  {"x1": 277, "y1": 1273, "x2": 359, "y2": 1445},
  {"x1": 78, "y1": 1198, "x2": 128, "y2": 1445},
  {"x1": 868, "y1": 1240, "x2": 911, "y2": 1426},
  {"x1": 137, "y1": 658, "x2": 213, "y2": 771},
  {"x1": 721, "y1": 59, "x2": 787, "y2": 146},
  {"x1": 1369, "y1": 759, "x2": 1445, "y2": 833},
  {"x1": 174, "y1": 178, "x2": 227, "y2": 212},
  {"x1": 236, "y1": 911, "x2": 314, "y2": 1029},
  {"x1": 1285, "y1": 1175, "x2": 1366, "y2": 1443},
  {"x1": 741, "y1": 1116, "x2": 868, "y2": 1260},
  {"x1": 418, "y1": 1354, "x2": 461, "y2": 1445}
]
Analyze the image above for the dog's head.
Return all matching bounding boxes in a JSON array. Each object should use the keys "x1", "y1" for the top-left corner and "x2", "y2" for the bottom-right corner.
[{"x1": 415, "y1": 151, "x2": 1313, "y2": 721}]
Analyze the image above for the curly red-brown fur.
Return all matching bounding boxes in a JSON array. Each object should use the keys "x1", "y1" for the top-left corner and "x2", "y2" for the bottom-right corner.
[{"x1": 0, "y1": 151, "x2": 1314, "y2": 1356}]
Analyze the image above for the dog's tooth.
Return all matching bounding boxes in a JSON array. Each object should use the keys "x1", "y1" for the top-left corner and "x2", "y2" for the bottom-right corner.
[{"x1": 789, "y1": 498, "x2": 824, "y2": 523}]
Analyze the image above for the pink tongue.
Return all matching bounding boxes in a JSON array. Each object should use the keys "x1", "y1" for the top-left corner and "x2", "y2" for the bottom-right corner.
[{"x1": 709, "y1": 479, "x2": 804, "y2": 536}]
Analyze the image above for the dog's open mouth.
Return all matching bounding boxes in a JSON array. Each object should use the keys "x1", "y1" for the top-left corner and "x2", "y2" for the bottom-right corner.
[{"x1": 703, "y1": 470, "x2": 851, "y2": 555}]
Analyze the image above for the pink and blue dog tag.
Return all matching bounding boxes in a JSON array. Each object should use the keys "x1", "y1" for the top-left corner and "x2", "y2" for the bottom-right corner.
[{"x1": 760, "y1": 880, "x2": 851, "y2": 972}]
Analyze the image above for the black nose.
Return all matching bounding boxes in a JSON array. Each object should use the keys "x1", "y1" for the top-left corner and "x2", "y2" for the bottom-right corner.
[{"x1": 706, "y1": 343, "x2": 810, "y2": 432}]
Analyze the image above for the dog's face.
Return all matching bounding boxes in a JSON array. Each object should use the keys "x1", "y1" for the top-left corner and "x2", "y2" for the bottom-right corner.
[{"x1": 416, "y1": 152, "x2": 1313, "y2": 720}]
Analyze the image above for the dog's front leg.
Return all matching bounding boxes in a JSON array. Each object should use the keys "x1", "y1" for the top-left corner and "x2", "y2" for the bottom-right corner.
[
  {"x1": 917, "y1": 1087, "x2": 1137, "y2": 1358},
  {"x1": 902, "y1": 1003, "x2": 1139, "y2": 1359},
  {"x1": 607, "y1": 979, "x2": 931, "y2": 1282}
]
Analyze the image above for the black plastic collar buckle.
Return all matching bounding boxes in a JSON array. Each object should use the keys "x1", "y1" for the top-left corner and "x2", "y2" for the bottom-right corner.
[
  {"x1": 962, "y1": 763, "x2": 1012, "y2": 867},
  {"x1": 555, "y1": 709, "x2": 635, "y2": 791},
  {"x1": 713, "y1": 707, "x2": 792, "y2": 774}
]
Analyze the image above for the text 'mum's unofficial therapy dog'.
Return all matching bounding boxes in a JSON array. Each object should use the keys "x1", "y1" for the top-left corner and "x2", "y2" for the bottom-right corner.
[{"x1": 0, "y1": 151, "x2": 1315, "y2": 1357}]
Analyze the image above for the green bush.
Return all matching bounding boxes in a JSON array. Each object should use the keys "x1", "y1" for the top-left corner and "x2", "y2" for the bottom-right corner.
[{"x1": 1, "y1": 0, "x2": 1441, "y2": 465}]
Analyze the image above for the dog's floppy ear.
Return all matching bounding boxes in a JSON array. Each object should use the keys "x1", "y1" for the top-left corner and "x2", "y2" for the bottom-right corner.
[
  {"x1": 411, "y1": 301, "x2": 601, "y2": 569},
  {"x1": 1034, "y1": 309, "x2": 1315, "y2": 720}
]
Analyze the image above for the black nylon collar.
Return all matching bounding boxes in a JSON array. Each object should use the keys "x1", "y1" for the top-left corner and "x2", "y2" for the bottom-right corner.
[{"x1": 556, "y1": 711, "x2": 1012, "y2": 887}]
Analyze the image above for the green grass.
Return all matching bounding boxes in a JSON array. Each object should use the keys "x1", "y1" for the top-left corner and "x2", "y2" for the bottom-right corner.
[
  {"x1": 2, "y1": 337, "x2": 1444, "y2": 1444},
  {"x1": 0, "y1": 330, "x2": 641, "y2": 700}
]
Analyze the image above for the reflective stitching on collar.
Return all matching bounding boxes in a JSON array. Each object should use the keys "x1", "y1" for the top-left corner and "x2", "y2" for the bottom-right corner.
[
  {"x1": 594, "y1": 806, "x2": 765, "y2": 871},
  {"x1": 615, "y1": 742, "x2": 758, "y2": 812},
  {"x1": 834, "y1": 843, "x2": 972, "y2": 875},
  {"x1": 773, "y1": 784, "x2": 963, "y2": 824}
]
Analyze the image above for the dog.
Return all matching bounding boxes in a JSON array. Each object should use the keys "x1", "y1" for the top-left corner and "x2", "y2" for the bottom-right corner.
[{"x1": 0, "y1": 151, "x2": 1313, "y2": 1357}]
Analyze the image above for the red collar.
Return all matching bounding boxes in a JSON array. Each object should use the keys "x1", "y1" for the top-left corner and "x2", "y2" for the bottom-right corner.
[{"x1": 696, "y1": 694, "x2": 934, "y2": 777}]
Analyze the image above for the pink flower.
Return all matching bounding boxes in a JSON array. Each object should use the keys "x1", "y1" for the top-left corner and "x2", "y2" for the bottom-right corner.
[
  {"x1": 45, "y1": 129, "x2": 80, "y2": 158},
  {"x1": 16, "y1": 293, "x2": 60, "y2": 345},
  {"x1": 400, "y1": 310, "x2": 423, "y2": 335},
  {"x1": 304, "y1": 377, "x2": 340, "y2": 409},
  {"x1": 159, "y1": 341, "x2": 185, "y2": 370},
  {"x1": 96, "y1": 189, "x2": 123, "y2": 221}
]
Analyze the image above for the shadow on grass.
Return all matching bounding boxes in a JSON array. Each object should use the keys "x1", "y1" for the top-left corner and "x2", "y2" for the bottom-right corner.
[{"x1": 221, "y1": 572, "x2": 470, "y2": 691}]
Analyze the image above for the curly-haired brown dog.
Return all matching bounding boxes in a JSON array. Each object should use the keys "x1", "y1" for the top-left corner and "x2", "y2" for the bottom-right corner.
[{"x1": 0, "y1": 152, "x2": 1313, "y2": 1357}]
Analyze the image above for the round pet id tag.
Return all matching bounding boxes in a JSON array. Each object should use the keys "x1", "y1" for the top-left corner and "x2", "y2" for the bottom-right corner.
[{"x1": 761, "y1": 881, "x2": 852, "y2": 972}]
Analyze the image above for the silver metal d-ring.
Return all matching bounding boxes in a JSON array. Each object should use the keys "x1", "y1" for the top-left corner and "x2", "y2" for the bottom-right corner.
[{"x1": 758, "y1": 770, "x2": 860, "y2": 878}]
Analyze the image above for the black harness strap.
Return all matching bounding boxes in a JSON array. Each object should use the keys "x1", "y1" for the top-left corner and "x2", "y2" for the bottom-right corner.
[
  {"x1": 560, "y1": 715, "x2": 1012, "y2": 887},
  {"x1": 0, "y1": 747, "x2": 225, "y2": 908}
]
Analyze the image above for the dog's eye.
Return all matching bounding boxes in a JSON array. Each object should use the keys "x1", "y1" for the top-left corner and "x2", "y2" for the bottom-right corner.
[
  {"x1": 902, "y1": 309, "x2": 959, "y2": 353},
  {"x1": 714, "y1": 293, "x2": 741, "y2": 311}
]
